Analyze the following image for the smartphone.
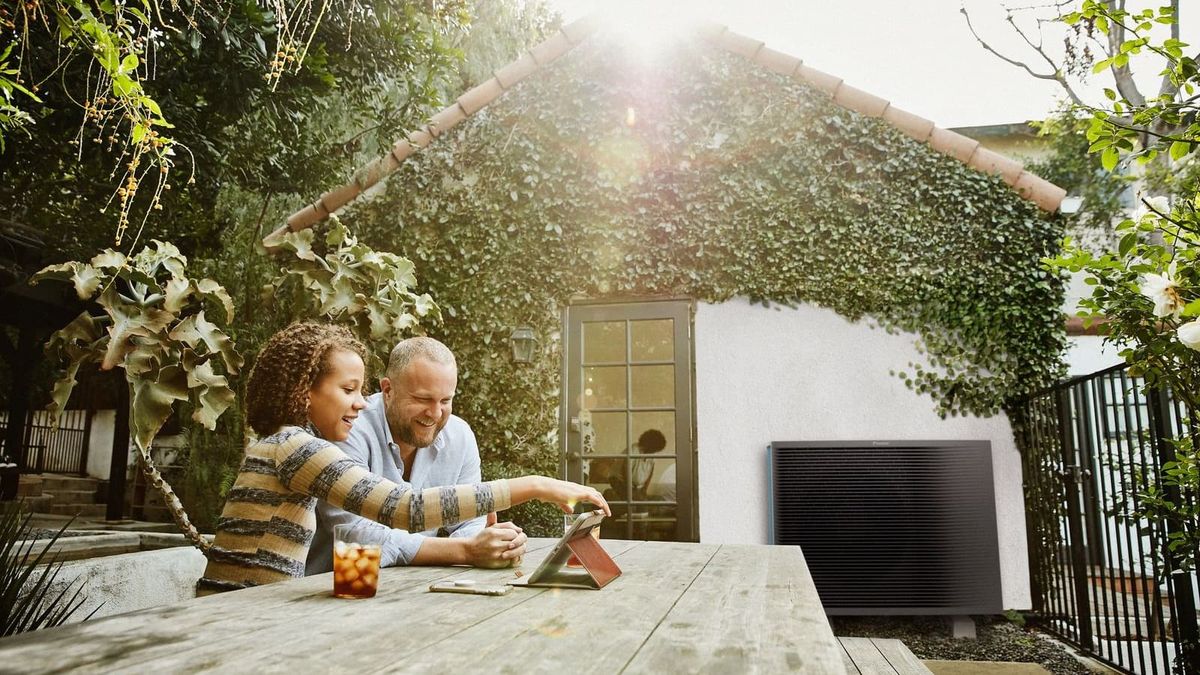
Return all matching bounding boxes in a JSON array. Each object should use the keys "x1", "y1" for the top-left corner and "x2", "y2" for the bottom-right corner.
[{"x1": 428, "y1": 580, "x2": 513, "y2": 596}]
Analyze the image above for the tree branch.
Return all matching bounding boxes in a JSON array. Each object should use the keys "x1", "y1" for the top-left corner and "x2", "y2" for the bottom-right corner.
[{"x1": 960, "y1": 6, "x2": 1089, "y2": 108}]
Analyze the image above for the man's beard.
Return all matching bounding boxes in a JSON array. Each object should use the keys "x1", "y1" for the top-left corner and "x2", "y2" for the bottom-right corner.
[{"x1": 389, "y1": 409, "x2": 446, "y2": 449}]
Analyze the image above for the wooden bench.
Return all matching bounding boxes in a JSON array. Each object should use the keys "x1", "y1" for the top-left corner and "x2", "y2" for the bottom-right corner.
[{"x1": 839, "y1": 636, "x2": 933, "y2": 674}]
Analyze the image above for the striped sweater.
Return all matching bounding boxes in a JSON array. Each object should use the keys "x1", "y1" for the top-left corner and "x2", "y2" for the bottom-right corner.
[{"x1": 197, "y1": 426, "x2": 511, "y2": 593}]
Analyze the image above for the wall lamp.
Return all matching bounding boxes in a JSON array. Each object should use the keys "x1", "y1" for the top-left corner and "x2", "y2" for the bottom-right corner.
[{"x1": 509, "y1": 326, "x2": 538, "y2": 364}]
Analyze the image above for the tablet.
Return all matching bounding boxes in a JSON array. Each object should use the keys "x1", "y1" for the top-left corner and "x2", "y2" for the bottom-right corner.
[{"x1": 513, "y1": 509, "x2": 619, "y2": 589}]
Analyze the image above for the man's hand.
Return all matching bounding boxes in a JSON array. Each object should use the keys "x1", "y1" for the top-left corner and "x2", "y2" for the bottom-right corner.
[{"x1": 466, "y1": 522, "x2": 526, "y2": 569}]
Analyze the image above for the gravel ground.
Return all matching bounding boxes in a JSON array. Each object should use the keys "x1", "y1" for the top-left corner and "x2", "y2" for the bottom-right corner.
[{"x1": 830, "y1": 616, "x2": 1091, "y2": 675}]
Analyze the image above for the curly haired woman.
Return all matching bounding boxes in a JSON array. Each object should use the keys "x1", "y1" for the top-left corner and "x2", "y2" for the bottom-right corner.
[{"x1": 198, "y1": 323, "x2": 608, "y2": 593}]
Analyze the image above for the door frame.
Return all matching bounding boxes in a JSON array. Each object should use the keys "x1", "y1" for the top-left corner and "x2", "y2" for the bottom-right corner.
[{"x1": 559, "y1": 297, "x2": 697, "y2": 542}]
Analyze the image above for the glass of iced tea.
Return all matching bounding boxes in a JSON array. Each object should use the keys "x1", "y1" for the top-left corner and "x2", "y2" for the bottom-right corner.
[{"x1": 333, "y1": 524, "x2": 385, "y2": 599}]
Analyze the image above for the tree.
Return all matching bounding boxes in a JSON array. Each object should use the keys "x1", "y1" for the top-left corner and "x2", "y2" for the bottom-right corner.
[
  {"x1": 973, "y1": 2, "x2": 1200, "y2": 670},
  {"x1": 0, "y1": 0, "x2": 469, "y2": 252},
  {"x1": 1025, "y1": 111, "x2": 1131, "y2": 252}
]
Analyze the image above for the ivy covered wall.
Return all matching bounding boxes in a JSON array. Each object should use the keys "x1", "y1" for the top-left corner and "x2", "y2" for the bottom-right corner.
[{"x1": 347, "y1": 34, "x2": 1067, "y2": 534}]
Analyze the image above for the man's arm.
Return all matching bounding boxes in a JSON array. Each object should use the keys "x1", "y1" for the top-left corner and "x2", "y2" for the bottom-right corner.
[{"x1": 409, "y1": 420, "x2": 526, "y2": 566}]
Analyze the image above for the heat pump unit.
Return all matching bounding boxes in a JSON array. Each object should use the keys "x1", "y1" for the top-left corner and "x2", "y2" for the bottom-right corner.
[{"x1": 769, "y1": 441, "x2": 1002, "y2": 615}]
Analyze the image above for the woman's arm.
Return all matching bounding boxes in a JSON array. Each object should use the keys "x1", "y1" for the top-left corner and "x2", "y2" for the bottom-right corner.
[
  {"x1": 275, "y1": 433, "x2": 609, "y2": 532},
  {"x1": 274, "y1": 434, "x2": 509, "y2": 532}
]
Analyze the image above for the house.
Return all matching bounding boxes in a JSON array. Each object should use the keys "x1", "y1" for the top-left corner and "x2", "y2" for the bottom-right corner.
[{"x1": 268, "y1": 16, "x2": 1073, "y2": 612}]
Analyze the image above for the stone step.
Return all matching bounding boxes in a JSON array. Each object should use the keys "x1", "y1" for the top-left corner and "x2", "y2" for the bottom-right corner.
[
  {"x1": 40, "y1": 474, "x2": 99, "y2": 493},
  {"x1": 9, "y1": 493, "x2": 52, "y2": 513},
  {"x1": 16, "y1": 475, "x2": 43, "y2": 498},
  {"x1": 48, "y1": 503, "x2": 107, "y2": 518},
  {"x1": 46, "y1": 489, "x2": 100, "y2": 504}
]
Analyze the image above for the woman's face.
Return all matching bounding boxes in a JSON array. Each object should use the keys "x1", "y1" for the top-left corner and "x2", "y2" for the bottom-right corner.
[{"x1": 307, "y1": 349, "x2": 368, "y2": 442}]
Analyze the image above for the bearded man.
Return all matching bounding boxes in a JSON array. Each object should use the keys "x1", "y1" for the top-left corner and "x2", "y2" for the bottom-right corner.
[{"x1": 306, "y1": 337, "x2": 526, "y2": 573}]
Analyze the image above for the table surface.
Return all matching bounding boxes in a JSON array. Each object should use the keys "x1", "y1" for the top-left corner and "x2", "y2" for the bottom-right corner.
[{"x1": 0, "y1": 538, "x2": 846, "y2": 673}]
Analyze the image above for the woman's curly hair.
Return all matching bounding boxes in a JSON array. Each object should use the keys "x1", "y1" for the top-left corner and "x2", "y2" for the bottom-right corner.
[{"x1": 245, "y1": 322, "x2": 367, "y2": 436}]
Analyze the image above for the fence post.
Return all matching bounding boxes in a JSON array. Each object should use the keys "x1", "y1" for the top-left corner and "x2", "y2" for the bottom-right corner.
[
  {"x1": 79, "y1": 409, "x2": 93, "y2": 477},
  {"x1": 1147, "y1": 388, "x2": 1200, "y2": 673},
  {"x1": 106, "y1": 384, "x2": 130, "y2": 522},
  {"x1": 1056, "y1": 386, "x2": 1094, "y2": 651}
]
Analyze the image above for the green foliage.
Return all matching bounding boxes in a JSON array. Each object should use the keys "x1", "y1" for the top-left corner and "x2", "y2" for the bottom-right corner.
[
  {"x1": 1, "y1": 0, "x2": 469, "y2": 253},
  {"x1": 264, "y1": 216, "x2": 441, "y2": 376},
  {"x1": 0, "y1": 507, "x2": 95, "y2": 636},
  {"x1": 342, "y1": 35, "x2": 1067, "y2": 528},
  {"x1": 1026, "y1": 113, "x2": 1130, "y2": 251}
]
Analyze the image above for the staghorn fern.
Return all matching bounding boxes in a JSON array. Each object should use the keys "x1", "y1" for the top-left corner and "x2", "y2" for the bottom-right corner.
[{"x1": 32, "y1": 241, "x2": 241, "y2": 552}]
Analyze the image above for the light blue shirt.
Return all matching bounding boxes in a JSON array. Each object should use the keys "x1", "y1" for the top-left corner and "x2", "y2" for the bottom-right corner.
[{"x1": 305, "y1": 392, "x2": 486, "y2": 573}]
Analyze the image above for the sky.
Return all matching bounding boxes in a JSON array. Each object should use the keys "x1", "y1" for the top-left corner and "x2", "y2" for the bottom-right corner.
[{"x1": 543, "y1": 0, "x2": 1191, "y2": 129}]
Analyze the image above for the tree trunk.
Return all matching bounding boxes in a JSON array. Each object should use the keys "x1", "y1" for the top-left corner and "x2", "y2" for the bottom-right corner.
[{"x1": 133, "y1": 441, "x2": 210, "y2": 553}]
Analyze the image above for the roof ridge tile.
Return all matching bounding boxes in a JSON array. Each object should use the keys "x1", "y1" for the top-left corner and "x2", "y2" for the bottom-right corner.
[{"x1": 273, "y1": 12, "x2": 1067, "y2": 238}]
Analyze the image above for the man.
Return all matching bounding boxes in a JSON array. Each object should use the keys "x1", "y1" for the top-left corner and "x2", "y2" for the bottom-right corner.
[{"x1": 306, "y1": 337, "x2": 526, "y2": 574}]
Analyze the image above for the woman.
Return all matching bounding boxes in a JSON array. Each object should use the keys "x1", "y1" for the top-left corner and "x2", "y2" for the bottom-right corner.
[{"x1": 198, "y1": 323, "x2": 608, "y2": 593}]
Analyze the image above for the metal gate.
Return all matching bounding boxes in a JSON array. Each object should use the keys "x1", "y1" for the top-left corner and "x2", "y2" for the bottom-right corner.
[
  {"x1": 1013, "y1": 364, "x2": 1199, "y2": 674},
  {"x1": 0, "y1": 408, "x2": 92, "y2": 475}
]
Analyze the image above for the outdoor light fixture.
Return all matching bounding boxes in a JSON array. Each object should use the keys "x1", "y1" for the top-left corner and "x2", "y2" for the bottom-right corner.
[
  {"x1": 509, "y1": 326, "x2": 538, "y2": 364},
  {"x1": 1059, "y1": 195, "x2": 1084, "y2": 215}
]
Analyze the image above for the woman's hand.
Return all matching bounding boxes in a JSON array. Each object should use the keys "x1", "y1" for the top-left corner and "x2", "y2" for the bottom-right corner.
[
  {"x1": 507, "y1": 476, "x2": 611, "y2": 516},
  {"x1": 537, "y1": 477, "x2": 611, "y2": 516}
]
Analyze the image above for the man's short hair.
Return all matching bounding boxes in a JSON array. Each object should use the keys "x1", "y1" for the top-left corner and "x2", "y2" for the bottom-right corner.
[{"x1": 387, "y1": 336, "x2": 456, "y2": 379}]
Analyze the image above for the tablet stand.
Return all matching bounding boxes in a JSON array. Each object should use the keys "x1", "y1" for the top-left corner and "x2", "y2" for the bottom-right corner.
[
  {"x1": 516, "y1": 527, "x2": 622, "y2": 590},
  {"x1": 563, "y1": 532, "x2": 621, "y2": 589}
]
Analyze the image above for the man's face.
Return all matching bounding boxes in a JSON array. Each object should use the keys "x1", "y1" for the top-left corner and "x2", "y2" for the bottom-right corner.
[{"x1": 380, "y1": 357, "x2": 457, "y2": 452}]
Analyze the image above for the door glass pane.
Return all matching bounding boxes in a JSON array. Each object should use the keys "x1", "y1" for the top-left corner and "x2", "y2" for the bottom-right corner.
[
  {"x1": 631, "y1": 319, "x2": 673, "y2": 362},
  {"x1": 631, "y1": 504, "x2": 677, "y2": 542},
  {"x1": 583, "y1": 457, "x2": 622, "y2": 496},
  {"x1": 645, "y1": 458, "x2": 677, "y2": 502},
  {"x1": 583, "y1": 321, "x2": 626, "y2": 363},
  {"x1": 584, "y1": 411, "x2": 626, "y2": 455},
  {"x1": 631, "y1": 411, "x2": 675, "y2": 455},
  {"x1": 631, "y1": 365, "x2": 674, "y2": 407},
  {"x1": 583, "y1": 366, "x2": 626, "y2": 409}
]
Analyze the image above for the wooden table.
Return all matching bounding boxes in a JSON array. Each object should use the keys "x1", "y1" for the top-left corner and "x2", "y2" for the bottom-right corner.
[{"x1": 0, "y1": 539, "x2": 846, "y2": 673}]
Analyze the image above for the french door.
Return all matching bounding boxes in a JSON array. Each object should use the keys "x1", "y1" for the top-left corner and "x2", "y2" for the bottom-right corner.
[{"x1": 563, "y1": 300, "x2": 695, "y2": 542}]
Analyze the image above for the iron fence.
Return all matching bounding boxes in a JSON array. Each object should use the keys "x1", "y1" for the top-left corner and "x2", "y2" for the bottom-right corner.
[
  {"x1": 1013, "y1": 364, "x2": 1199, "y2": 674},
  {"x1": 0, "y1": 408, "x2": 91, "y2": 475}
]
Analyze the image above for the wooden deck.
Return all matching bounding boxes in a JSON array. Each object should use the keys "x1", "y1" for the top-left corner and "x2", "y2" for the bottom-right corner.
[{"x1": 838, "y1": 636, "x2": 933, "y2": 674}]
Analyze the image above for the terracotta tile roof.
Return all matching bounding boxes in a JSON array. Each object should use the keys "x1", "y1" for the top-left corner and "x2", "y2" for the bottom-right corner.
[{"x1": 269, "y1": 16, "x2": 1067, "y2": 242}]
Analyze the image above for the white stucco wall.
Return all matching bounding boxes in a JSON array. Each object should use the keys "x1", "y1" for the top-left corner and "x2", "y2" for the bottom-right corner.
[
  {"x1": 1062, "y1": 272, "x2": 1125, "y2": 377},
  {"x1": 694, "y1": 298, "x2": 1031, "y2": 610},
  {"x1": 86, "y1": 410, "x2": 116, "y2": 480},
  {"x1": 1065, "y1": 335, "x2": 1123, "y2": 376}
]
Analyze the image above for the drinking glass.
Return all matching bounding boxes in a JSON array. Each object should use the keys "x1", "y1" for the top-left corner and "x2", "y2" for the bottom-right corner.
[{"x1": 333, "y1": 524, "x2": 385, "y2": 598}]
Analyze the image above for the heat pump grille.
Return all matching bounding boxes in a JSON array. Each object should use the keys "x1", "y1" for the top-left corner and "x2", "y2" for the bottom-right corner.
[{"x1": 770, "y1": 441, "x2": 1002, "y2": 615}]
